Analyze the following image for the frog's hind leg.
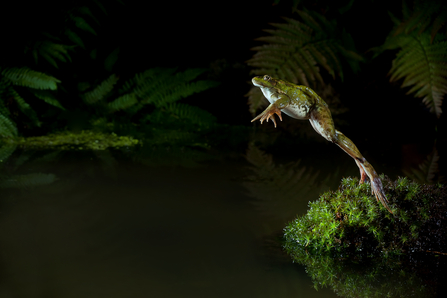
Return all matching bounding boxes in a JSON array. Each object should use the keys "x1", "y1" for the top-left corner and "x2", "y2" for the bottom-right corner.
[
  {"x1": 308, "y1": 108, "x2": 392, "y2": 213},
  {"x1": 333, "y1": 130, "x2": 392, "y2": 213}
]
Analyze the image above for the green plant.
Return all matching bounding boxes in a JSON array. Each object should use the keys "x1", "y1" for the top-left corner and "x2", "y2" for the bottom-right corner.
[
  {"x1": 246, "y1": 9, "x2": 363, "y2": 114},
  {"x1": 248, "y1": 0, "x2": 447, "y2": 118},
  {"x1": 374, "y1": 1, "x2": 447, "y2": 118},
  {"x1": 283, "y1": 176, "x2": 446, "y2": 257},
  {"x1": 0, "y1": 67, "x2": 63, "y2": 135}
]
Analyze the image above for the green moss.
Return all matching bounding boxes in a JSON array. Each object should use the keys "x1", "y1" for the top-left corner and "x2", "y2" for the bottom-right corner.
[
  {"x1": 14, "y1": 130, "x2": 139, "y2": 150},
  {"x1": 283, "y1": 176, "x2": 446, "y2": 297},
  {"x1": 284, "y1": 176, "x2": 446, "y2": 257}
]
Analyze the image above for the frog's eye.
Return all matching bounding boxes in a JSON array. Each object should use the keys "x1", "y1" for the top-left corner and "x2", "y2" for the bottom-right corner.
[{"x1": 264, "y1": 75, "x2": 271, "y2": 81}]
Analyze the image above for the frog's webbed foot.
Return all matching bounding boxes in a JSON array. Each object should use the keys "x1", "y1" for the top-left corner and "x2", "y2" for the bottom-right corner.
[
  {"x1": 251, "y1": 103, "x2": 283, "y2": 128},
  {"x1": 357, "y1": 161, "x2": 393, "y2": 213},
  {"x1": 370, "y1": 176, "x2": 392, "y2": 213}
]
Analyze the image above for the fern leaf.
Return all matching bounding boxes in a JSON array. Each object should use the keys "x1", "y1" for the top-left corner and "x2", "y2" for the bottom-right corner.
[
  {"x1": 147, "y1": 80, "x2": 219, "y2": 107},
  {"x1": 1, "y1": 67, "x2": 60, "y2": 90},
  {"x1": 10, "y1": 89, "x2": 41, "y2": 127},
  {"x1": 104, "y1": 47, "x2": 120, "y2": 72},
  {"x1": 164, "y1": 103, "x2": 216, "y2": 126},
  {"x1": 65, "y1": 29, "x2": 86, "y2": 48},
  {"x1": 31, "y1": 90, "x2": 66, "y2": 110},
  {"x1": 133, "y1": 68, "x2": 177, "y2": 98},
  {"x1": 107, "y1": 93, "x2": 138, "y2": 112},
  {"x1": 0, "y1": 142, "x2": 17, "y2": 162},
  {"x1": 69, "y1": 14, "x2": 97, "y2": 35},
  {"x1": 403, "y1": 148, "x2": 442, "y2": 184},
  {"x1": 388, "y1": 33, "x2": 447, "y2": 117},
  {"x1": 82, "y1": 74, "x2": 119, "y2": 104},
  {"x1": 0, "y1": 113, "x2": 18, "y2": 138},
  {"x1": 35, "y1": 41, "x2": 73, "y2": 68},
  {"x1": 394, "y1": 0, "x2": 447, "y2": 43},
  {"x1": 247, "y1": 11, "x2": 362, "y2": 88},
  {"x1": 134, "y1": 68, "x2": 218, "y2": 107}
]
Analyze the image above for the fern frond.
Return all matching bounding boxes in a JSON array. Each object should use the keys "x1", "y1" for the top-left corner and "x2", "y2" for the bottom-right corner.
[
  {"x1": 403, "y1": 148, "x2": 442, "y2": 184},
  {"x1": 132, "y1": 68, "x2": 218, "y2": 107},
  {"x1": 386, "y1": 33, "x2": 447, "y2": 117},
  {"x1": 394, "y1": 0, "x2": 447, "y2": 43},
  {"x1": 1, "y1": 67, "x2": 60, "y2": 90},
  {"x1": 34, "y1": 41, "x2": 73, "y2": 68},
  {"x1": 82, "y1": 74, "x2": 119, "y2": 104},
  {"x1": 65, "y1": 29, "x2": 86, "y2": 48},
  {"x1": 107, "y1": 93, "x2": 138, "y2": 112},
  {"x1": 10, "y1": 89, "x2": 41, "y2": 127},
  {"x1": 146, "y1": 80, "x2": 219, "y2": 107},
  {"x1": 164, "y1": 103, "x2": 216, "y2": 127},
  {"x1": 0, "y1": 142, "x2": 17, "y2": 162},
  {"x1": 247, "y1": 10, "x2": 363, "y2": 87},
  {"x1": 31, "y1": 90, "x2": 66, "y2": 110},
  {"x1": 0, "y1": 113, "x2": 18, "y2": 138},
  {"x1": 69, "y1": 13, "x2": 97, "y2": 35}
]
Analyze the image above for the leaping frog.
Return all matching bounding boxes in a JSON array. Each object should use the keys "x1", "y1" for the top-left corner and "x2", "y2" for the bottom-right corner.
[{"x1": 251, "y1": 75, "x2": 392, "y2": 213}]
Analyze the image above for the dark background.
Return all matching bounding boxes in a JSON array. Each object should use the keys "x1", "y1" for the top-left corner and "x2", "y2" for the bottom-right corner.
[{"x1": 0, "y1": 0, "x2": 444, "y2": 151}]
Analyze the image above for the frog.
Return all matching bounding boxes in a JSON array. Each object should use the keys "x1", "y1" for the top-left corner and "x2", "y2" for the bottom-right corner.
[{"x1": 251, "y1": 75, "x2": 392, "y2": 213}]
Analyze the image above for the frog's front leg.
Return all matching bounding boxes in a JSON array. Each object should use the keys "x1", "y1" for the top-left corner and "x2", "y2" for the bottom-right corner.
[{"x1": 251, "y1": 94, "x2": 290, "y2": 128}]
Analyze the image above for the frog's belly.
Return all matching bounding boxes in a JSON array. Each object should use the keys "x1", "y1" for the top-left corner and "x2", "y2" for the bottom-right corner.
[{"x1": 282, "y1": 104, "x2": 311, "y2": 120}]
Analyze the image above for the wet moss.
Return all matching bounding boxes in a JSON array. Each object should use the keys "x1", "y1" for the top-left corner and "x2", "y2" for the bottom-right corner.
[
  {"x1": 14, "y1": 130, "x2": 139, "y2": 150},
  {"x1": 284, "y1": 176, "x2": 446, "y2": 257},
  {"x1": 283, "y1": 176, "x2": 446, "y2": 297}
]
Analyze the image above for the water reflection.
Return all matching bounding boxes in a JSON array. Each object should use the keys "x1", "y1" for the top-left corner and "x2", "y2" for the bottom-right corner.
[
  {"x1": 0, "y1": 146, "x2": 338, "y2": 298},
  {"x1": 1, "y1": 136, "x2": 444, "y2": 297}
]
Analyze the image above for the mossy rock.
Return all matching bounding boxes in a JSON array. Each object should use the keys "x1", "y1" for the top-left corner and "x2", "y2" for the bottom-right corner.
[
  {"x1": 283, "y1": 176, "x2": 446, "y2": 297},
  {"x1": 284, "y1": 176, "x2": 446, "y2": 257}
]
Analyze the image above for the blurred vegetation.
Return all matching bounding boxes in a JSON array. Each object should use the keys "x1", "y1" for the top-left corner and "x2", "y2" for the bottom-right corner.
[
  {"x1": 0, "y1": 0, "x2": 252, "y2": 168},
  {"x1": 248, "y1": 0, "x2": 447, "y2": 118}
]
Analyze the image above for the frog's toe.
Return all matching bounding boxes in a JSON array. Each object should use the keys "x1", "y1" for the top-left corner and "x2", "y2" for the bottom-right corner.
[{"x1": 268, "y1": 115, "x2": 277, "y2": 127}]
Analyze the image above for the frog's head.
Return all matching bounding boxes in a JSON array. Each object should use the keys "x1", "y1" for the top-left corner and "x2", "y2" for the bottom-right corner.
[{"x1": 252, "y1": 75, "x2": 279, "y2": 89}]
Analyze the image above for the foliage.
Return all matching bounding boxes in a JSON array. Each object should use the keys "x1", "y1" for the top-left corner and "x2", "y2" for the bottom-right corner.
[
  {"x1": 249, "y1": 0, "x2": 447, "y2": 118},
  {"x1": 283, "y1": 176, "x2": 446, "y2": 256},
  {"x1": 81, "y1": 67, "x2": 219, "y2": 132},
  {"x1": 403, "y1": 147, "x2": 444, "y2": 184},
  {"x1": 0, "y1": 67, "x2": 63, "y2": 134},
  {"x1": 23, "y1": 1, "x2": 119, "y2": 69},
  {"x1": 378, "y1": 31, "x2": 447, "y2": 118},
  {"x1": 246, "y1": 9, "x2": 363, "y2": 114}
]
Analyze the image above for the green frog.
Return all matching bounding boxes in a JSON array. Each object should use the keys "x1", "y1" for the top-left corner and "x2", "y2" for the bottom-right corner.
[{"x1": 251, "y1": 75, "x2": 392, "y2": 213}]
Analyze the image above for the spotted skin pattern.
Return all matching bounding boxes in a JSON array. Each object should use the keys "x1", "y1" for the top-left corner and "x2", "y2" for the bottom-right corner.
[{"x1": 251, "y1": 75, "x2": 392, "y2": 213}]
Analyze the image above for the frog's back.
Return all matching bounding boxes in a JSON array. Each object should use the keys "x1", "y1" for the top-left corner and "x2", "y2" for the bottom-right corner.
[{"x1": 283, "y1": 85, "x2": 318, "y2": 120}]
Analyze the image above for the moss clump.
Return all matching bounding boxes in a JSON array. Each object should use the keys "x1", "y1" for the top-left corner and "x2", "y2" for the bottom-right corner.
[
  {"x1": 283, "y1": 176, "x2": 446, "y2": 297},
  {"x1": 284, "y1": 176, "x2": 446, "y2": 257},
  {"x1": 15, "y1": 130, "x2": 139, "y2": 150}
]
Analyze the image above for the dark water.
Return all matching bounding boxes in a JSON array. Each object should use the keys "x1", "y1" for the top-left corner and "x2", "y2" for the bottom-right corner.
[
  {"x1": 0, "y1": 149, "x2": 341, "y2": 298},
  {"x1": 0, "y1": 137, "x2": 444, "y2": 297}
]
